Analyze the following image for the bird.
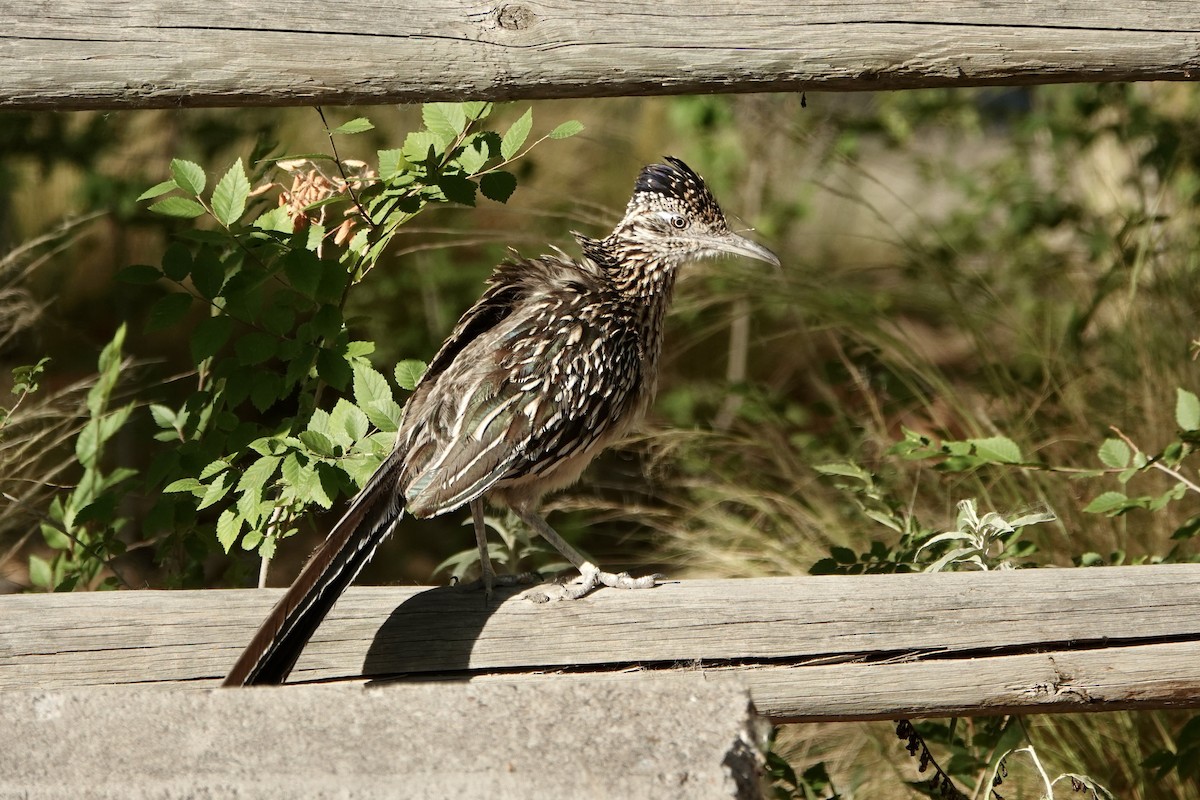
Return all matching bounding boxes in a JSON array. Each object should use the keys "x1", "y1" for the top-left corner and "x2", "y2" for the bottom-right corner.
[{"x1": 223, "y1": 156, "x2": 780, "y2": 686}]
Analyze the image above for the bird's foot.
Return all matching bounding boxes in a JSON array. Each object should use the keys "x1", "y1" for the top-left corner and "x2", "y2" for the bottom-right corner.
[{"x1": 527, "y1": 562, "x2": 660, "y2": 603}]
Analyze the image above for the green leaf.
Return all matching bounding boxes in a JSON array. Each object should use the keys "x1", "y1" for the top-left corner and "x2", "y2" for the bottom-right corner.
[
  {"x1": 161, "y1": 242, "x2": 193, "y2": 282},
  {"x1": 500, "y1": 108, "x2": 533, "y2": 160},
  {"x1": 353, "y1": 363, "x2": 392, "y2": 407},
  {"x1": 253, "y1": 206, "x2": 294, "y2": 233},
  {"x1": 423, "y1": 103, "x2": 467, "y2": 145},
  {"x1": 149, "y1": 196, "x2": 206, "y2": 219},
  {"x1": 190, "y1": 316, "x2": 233, "y2": 364},
  {"x1": 164, "y1": 477, "x2": 204, "y2": 494},
  {"x1": 118, "y1": 264, "x2": 162, "y2": 284},
  {"x1": 148, "y1": 404, "x2": 177, "y2": 430},
  {"x1": 331, "y1": 398, "x2": 370, "y2": 443},
  {"x1": 330, "y1": 117, "x2": 375, "y2": 135},
  {"x1": 1083, "y1": 490, "x2": 1132, "y2": 515},
  {"x1": 462, "y1": 101, "x2": 493, "y2": 121},
  {"x1": 480, "y1": 171, "x2": 517, "y2": 203},
  {"x1": 401, "y1": 131, "x2": 442, "y2": 164},
  {"x1": 216, "y1": 509, "x2": 243, "y2": 553},
  {"x1": 316, "y1": 348, "x2": 351, "y2": 391},
  {"x1": 970, "y1": 436, "x2": 1022, "y2": 464},
  {"x1": 548, "y1": 120, "x2": 584, "y2": 139},
  {"x1": 146, "y1": 293, "x2": 193, "y2": 332},
  {"x1": 28, "y1": 554, "x2": 52, "y2": 589},
  {"x1": 437, "y1": 174, "x2": 477, "y2": 206},
  {"x1": 238, "y1": 455, "x2": 281, "y2": 493},
  {"x1": 138, "y1": 179, "x2": 178, "y2": 202},
  {"x1": 298, "y1": 430, "x2": 337, "y2": 458},
  {"x1": 199, "y1": 459, "x2": 231, "y2": 480},
  {"x1": 1177, "y1": 388, "x2": 1200, "y2": 431},
  {"x1": 234, "y1": 332, "x2": 278, "y2": 366},
  {"x1": 197, "y1": 472, "x2": 235, "y2": 510},
  {"x1": 364, "y1": 398, "x2": 402, "y2": 433},
  {"x1": 813, "y1": 462, "x2": 871, "y2": 482},
  {"x1": 170, "y1": 159, "x2": 207, "y2": 196},
  {"x1": 377, "y1": 148, "x2": 410, "y2": 181},
  {"x1": 212, "y1": 158, "x2": 251, "y2": 226},
  {"x1": 394, "y1": 359, "x2": 427, "y2": 390},
  {"x1": 282, "y1": 248, "x2": 322, "y2": 297},
  {"x1": 1098, "y1": 438, "x2": 1131, "y2": 469},
  {"x1": 250, "y1": 374, "x2": 283, "y2": 412}
]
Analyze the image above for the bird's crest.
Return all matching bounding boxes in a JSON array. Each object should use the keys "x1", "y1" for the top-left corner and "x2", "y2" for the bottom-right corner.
[{"x1": 632, "y1": 157, "x2": 721, "y2": 218}]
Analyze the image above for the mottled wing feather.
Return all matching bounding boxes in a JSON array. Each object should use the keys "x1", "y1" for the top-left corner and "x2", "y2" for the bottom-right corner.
[{"x1": 397, "y1": 279, "x2": 643, "y2": 518}]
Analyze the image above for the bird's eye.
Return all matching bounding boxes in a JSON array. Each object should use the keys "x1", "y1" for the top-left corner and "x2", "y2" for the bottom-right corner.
[{"x1": 670, "y1": 215, "x2": 688, "y2": 230}]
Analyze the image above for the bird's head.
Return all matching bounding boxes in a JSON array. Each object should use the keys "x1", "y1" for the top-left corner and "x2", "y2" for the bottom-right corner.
[{"x1": 610, "y1": 157, "x2": 780, "y2": 270}]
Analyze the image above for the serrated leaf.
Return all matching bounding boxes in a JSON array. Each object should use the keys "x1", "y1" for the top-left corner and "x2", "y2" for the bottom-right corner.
[
  {"x1": 364, "y1": 398, "x2": 403, "y2": 433},
  {"x1": 331, "y1": 398, "x2": 369, "y2": 443},
  {"x1": 500, "y1": 108, "x2": 533, "y2": 160},
  {"x1": 394, "y1": 359, "x2": 427, "y2": 390},
  {"x1": 238, "y1": 455, "x2": 281, "y2": 493},
  {"x1": 118, "y1": 264, "x2": 162, "y2": 284},
  {"x1": 197, "y1": 472, "x2": 235, "y2": 510},
  {"x1": 548, "y1": 119, "x2": 584, "y2": 139},
  {"x1": 148, "y1": 404, "x2": 177, "y2": 430},
  {"x1": 170, "y1": 159, "x2": 206, "y2": 196},
  {"x1": 330, "y1": 117, "x2": 375, "y2": 135},
  {"x1": 970, "y1": 436, "x2": 1022, "y2": 464},
  {"x1": 146, "y1": 293, "x2": 193, "y2": 332},
  {"x1": 212, "y1": 158, "x2": 251, "y2": 226},
  {"x1": 298, "y1": 430, "x2": 337, "y2": 457},
  {"x1": 423, "y1": 103, "x2": 467, "y2": 145},
  {"x1": 401, "y1": 131, "x2": 441, "y2": 164},
  {"x1": 164, "y1": 478, "x2": 203, "y2": 494},
  {"x1": 1098, "y1": 438, "x2": 1131, "y2": 469},
  {"x1": 190, "y1": 315, "x2": 233, "y2": 364},
  {"x1": 353, "y1": 363, "x2": 392, "y2": 407},
  {"x1": 149, "y1": 196, "x2": 206, "y2": 219},
  {"x1": 1083, "y1": 490, "x2": 1132, "y2": 515},
  {"x1": 216, "y1": 509, "x2": 243, "y2": 553},
  {"x1": 377, "y1": 148, "x2": 409, "y2": 181},
  {"x1": 437, "y1": 174, "x2": 477, "y2": 206},
  {"x1": 1177, "y1": 388, "x2": 1200, "y2": 431},
  {"x1": 480, "y1": 171, "x2": 517, "y2": 203},
  {"x1": 138, "y1": 179, "x2": 178, "y2": 202},
  {"x1": 199, "y1": 459, "x2": 231, "y2": 480},
  {"x1": 253, "y1": 205, "x2": 294, "y2": 233},
  {"x1": 463, "y1": 101, "x2": 493, "y2": 121}
]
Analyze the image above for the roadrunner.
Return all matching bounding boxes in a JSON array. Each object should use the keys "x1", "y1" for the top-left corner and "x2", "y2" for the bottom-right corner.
[{"x1": 224, "y1": 157, "x2": 780, "y2": 686}]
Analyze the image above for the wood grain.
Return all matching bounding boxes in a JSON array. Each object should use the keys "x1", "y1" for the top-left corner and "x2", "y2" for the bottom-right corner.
[
  {"x1": 3, "y1": 565, "x2": 1199, "y2": 720},
  {"x1": 3, "y1": 1, "x2": 1199, "y2": 110}
]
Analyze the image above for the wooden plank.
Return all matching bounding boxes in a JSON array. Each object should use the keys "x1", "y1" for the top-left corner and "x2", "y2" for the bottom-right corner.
[
  {"x1": 3, "y1": 565, "x2": 1199, "y2": 720},
  {"x1": 3, "y1": 1, "x2": 1199, "y2": 110}
]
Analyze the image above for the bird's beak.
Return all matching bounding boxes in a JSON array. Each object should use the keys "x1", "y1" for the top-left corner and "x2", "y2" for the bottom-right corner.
[{"x1": 712, "y1": 232, "x2": 782, "y2": 268}]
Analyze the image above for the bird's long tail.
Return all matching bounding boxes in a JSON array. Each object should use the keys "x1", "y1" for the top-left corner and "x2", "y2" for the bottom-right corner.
[{"x1": 222, "y1": 462, "x2": 405, "y2": 686}]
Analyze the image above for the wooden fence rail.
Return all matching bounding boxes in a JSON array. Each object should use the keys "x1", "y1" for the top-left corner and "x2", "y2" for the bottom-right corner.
[
  {"x1": 3, "y1": 1, "x2": 1200, "y2": 111},
  {"x1": 4, "y1": 564, "x2": 1199, "y2": 722}
]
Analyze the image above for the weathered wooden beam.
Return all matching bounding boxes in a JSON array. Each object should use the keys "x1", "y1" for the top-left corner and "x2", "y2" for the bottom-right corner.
[
  {"x1": 3, "y1": 565, "x2": 1199, "y2": 721},
  {"x1": 0, "y1": 681, "x2": 766, "y2": 799},
  {"x1": 3, "y1": 1, "x2": 1199, "y2": 111}
]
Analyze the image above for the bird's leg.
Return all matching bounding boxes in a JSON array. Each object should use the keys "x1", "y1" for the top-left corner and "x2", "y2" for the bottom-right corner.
[
  {"x1": 471, "y1": 497, "x2": 495, "y2": 599},
  {"x1": 511, "y1": 505, "x2": 657, "y2": 600},
  {"x1": 458, "y1": 498, "x2": 539, "y2": 599}
]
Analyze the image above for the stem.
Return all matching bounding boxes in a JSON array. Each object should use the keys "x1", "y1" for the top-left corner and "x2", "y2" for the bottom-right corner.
[
  {"x1": 1110, "y1": 425, "x2": 1200, "y2": 496},
  {"x1": 316, "y1": 106, "x2": 377, "y2": 230}
]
